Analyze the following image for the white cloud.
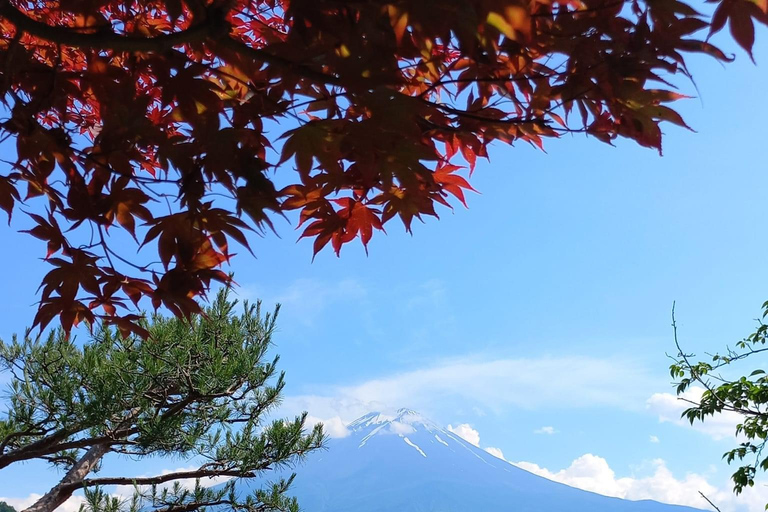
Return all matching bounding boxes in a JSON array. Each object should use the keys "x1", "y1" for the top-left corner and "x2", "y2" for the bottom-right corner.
[
  {"x1": 646, "y1": 386, "x2": 743, "y2": 440},
  {"x1": 649, "y1": 435, "x2": 660, "y2": 443},
  {"x1": 2, "y1": 470, "x2": 232, "y2": 512},
  {"x1": 447, "y1": 423, "x2": 480, "y2": 446},
  {"x1": 281, "y1": 355, "x2": 657, "y2": 424},
  {"x1": 305, "y1": 415, "x2": 350, "y2": 438},
  {"x1": 516, "y1": 454, "x2": 629, "y2": 498},
  {"x1": 534, "y1": 426, "x2": 557, "y2": 435},
  {"x1": 280, "y1": 396, "x2": 390, "y2": 427},
  {"x1": 6, "y1": 456, "x2": 768, "y2": 512},
  {"x1": 0, "y1": 494, "x2": 86, "y2": 512},
  {"x1": 513, "y1": 454, "x2": 768, "y2": 512},
  {"x1": 0, "y1": 464, "x2": 231, "y2": 512},
  {"x1": 343, "y1": 355, "x2": 655, "y2": 411},
  {"x1": 388, "y1": 421, "x2": 416, "y2": 435},
  {"x1": 485, "y1": 447, "x2": 505, "y2": 460}
]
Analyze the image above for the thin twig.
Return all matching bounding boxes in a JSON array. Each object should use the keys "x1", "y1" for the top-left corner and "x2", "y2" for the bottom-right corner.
[{"x1": 699, "y1": 491, "x2": 722, "y2": 512}]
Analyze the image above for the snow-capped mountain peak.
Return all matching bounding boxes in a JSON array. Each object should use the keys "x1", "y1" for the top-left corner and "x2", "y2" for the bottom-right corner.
[
  {"x1": 246, "y1": 409, "x2": 701, "y2": 512},
  {"x1": 347, "y1": 408, "x2": 440, "y2": 432},
  {"x1": 344, "y1": 408, "x2": 524, "y2": 466},
  {"x1": 392, "y1": 407, "x2": 436, "y2": 427},
  {"x1": 345, "y1": 411, "x2": 392, "y2": 430},
  {"x1": 248, "y1": 409, "x2": 705, "y2": 512}
]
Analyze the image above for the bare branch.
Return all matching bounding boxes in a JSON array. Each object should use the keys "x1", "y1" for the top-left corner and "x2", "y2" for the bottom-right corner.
[{"x1": 699, "y1": 491, "x2": 723, "y2": 512}]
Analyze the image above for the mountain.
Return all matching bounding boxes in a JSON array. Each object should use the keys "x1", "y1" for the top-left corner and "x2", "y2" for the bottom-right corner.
[{"x1": 269, "y1": 408, "x2": 704, "y2": 512}]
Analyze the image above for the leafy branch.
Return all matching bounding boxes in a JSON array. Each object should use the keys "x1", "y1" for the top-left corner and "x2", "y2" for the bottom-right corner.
[{"x1": 670, "y1": 300, "x2": 768, "y2": 498}]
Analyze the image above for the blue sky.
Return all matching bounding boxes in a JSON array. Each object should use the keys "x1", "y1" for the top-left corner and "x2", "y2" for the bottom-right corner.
[{"x1": 2, "y1": 32, "x2": 768, "y2": 512}]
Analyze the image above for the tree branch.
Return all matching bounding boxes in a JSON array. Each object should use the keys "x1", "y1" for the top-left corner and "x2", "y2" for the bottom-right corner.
[
  {"x1": 213, "y1": 37, "x2": 340, "y2": 85},
  {"x1": 0, "y1": 426, "x2": 78, "y2": 469},
  {"x1": 154, "y1": 500, "x2": 231, "y2": 512},
  {"x1": 0, "y1": 415, "x2": 142, "y2": 470},
  {"x1": 0, "y1": 0, "x2": 211, "y2": 52},
  {"x1": 80, "y1": 468, "x2": 258, "y2": 490},
  {"x1": 699, "y1": 491, "x2": 723, "y2": 512},
  {"x1": 0, "y1": 0, "x2": 341, "y2": 86}
]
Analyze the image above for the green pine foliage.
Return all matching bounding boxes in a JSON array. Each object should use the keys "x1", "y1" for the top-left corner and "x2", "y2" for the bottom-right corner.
[
  {"x1": 0, "y1": 289, "x2": 324, "y2": 512},
  {"x1": 0, "y1": 502, "x2": 17, "y2": 512}
]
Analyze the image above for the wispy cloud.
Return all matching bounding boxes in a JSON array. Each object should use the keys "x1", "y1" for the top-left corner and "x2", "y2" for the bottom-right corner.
[
  {"x1": 281, "y1": 354, "x2": 658, "y2": 424},
  {"x1": 534, "y1": 426, "x2": 557, "y2": 435},
  {"x1": 237, "y1": 278, "x2": 367, "y2": 326},
  {"x1": 404, "y1": 278, "x2": 448, "y2": 310},
  {"x1": 646, "y1": 387, "x2": 742, "y2": 440}
]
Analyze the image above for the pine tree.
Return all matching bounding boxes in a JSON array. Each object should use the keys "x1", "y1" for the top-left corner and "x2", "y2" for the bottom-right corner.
[{"x1": 0, "y1": 290, "x2": 323, "y2": 512}]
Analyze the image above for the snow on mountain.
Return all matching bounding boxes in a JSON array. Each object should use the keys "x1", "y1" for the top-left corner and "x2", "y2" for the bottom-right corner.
[{"x1": 251, "y1": 409, "x2": 705, "y2": 512}]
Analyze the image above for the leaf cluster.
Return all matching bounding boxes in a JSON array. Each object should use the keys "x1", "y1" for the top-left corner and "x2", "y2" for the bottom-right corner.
[{"x1": 0, "y1": 0, "x2": 765, "y2": 335}]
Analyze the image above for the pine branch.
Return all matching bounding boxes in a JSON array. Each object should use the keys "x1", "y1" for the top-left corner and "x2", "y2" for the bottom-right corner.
[{"x1": 1, "y1": 290, "x2": 323, "y2": 512}]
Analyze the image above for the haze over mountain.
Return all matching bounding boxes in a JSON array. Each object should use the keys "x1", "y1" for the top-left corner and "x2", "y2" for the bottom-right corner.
[{"x1": 255, "y1": 409, "x2": 705, "y2": 512}]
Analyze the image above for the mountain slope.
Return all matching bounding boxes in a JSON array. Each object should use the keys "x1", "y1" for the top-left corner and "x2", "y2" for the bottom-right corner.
[{"x1": 264, "y1": 409, "x2": 704, "y2": 512}]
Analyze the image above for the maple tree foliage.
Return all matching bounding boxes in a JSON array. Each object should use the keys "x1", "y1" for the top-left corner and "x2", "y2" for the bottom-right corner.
[{"x1": 0, "y1": 0, "x2": 764, "y2": 335}]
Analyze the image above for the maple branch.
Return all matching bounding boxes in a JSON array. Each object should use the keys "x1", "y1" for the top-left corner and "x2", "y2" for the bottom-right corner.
[
  {"x1": 97, "y1": 224, "x2": 117, "y2": 270},
  {"x1": 94, "y1": 223, "x2": 153, "y2": 274},
  {"x1": 104, "y1": 243, "x2": 155, "y2": 272},
  {"x1": 426, "y1": 71, "x2": 564, "y2": 89},
  {"x1": 428, "y1": 99, "x2": 548, "y2": 126},
  {"x1": 529, "y1": 1, "x2": 625, "y2": 18},
  {"x1": 73, "y1": 150, "x2": 181, "y2": 186},
  {"x1": 0, "y1": 0, "x2": 213, "y2": 51},
  {"x1": 0, "y1": 0, "x2": 341, "y2": 86},
  {"x1": 214, "y1": 37, "x2": 341, "y2": 85}
]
